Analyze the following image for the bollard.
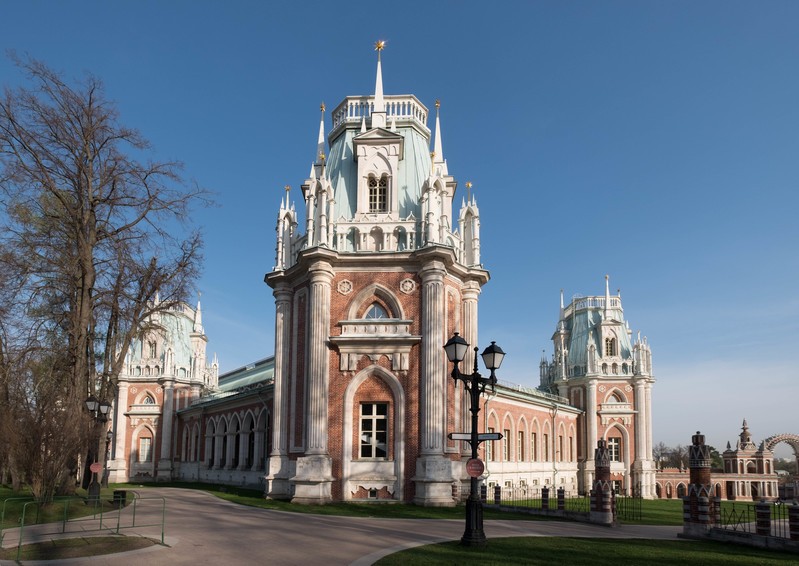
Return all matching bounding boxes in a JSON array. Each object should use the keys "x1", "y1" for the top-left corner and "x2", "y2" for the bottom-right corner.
[
  {"x1": 541, "y1": 486, "x2": 550, "y2": 511},
  {"x1": 557, "y1": 487, "x2": 565, "y2": 511},
  {"x1": 494, "y1": 484, "x2": 501, "y2": 505},
  {"x1": 480, "y1": 483, "x2": 487, "y2": 504}
]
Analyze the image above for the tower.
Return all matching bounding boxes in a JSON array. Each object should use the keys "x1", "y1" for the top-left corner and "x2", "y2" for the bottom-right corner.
[
  {"x1": 540, "y1": 276, "x2": 656, "y2": 497},
  {"x1": 108, "y1": 298, "x2": 219, "y2": 483},
  {"x1": 264, "y1": 44, "x2": 487, "y2": 505}
]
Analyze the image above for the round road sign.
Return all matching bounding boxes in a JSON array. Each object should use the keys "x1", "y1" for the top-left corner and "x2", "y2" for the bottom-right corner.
[
  {"x1": 466, "y1": 458, "x2": 484, "y2": 478},
  {"x1": 89, "y1": 462, "x2": 102, "y2": 473}
]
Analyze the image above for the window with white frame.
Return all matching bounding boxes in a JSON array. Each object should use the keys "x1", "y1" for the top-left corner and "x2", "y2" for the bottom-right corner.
[
  {"x1": 139, "y1": 437, "x2": 153, "y2": 462},
  {"x1": 608, "y1": 437, "x2": 621, "y2": 462},
  {"x1": 543, "y1": 433, "x2": 549, "y2": 461},
  {"x1": 517, "y1": 431, "x2": 525, "y2": 462},
  {"x1": 604, "y1": 337, "x2": 616, "y2": 357},
  {"x1": 502, "y1": 429, "x2": 510, "y2": 461},
  {"x1": 486, "y1": 427, "x2": 495, "y2": 461},
  {"x1": 531, "y1": 432, "x2": 537, "y2": 461},
  {"x1": 360, "y1": 403, "x2": 388, "y2": 459},
  {"x1": 368, "y1": 176, "x2": 388, "y2": 213},
  {"x1": 364, "y1": 303, "x2": 388, "y2": 319}
]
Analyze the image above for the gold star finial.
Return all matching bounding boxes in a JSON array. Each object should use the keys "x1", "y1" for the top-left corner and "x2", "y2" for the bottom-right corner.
[
  {"x1": 435, "y1": 99, "x2": 440, "y2": 109},
  {"x1": 320, "y1": 102, "x2": 325, "y2": 113},
  {"x1": 318, "y1": 151, "x2": 326, "y2": 162},
  {"x1": 285, "y1": 185, "x2": 291, "y2": 193},
  {"x1": 465, "y1": 181, "x2": 472, "y2": 201},
  {"x1": 375, "y1": 40, "x2": 386, "y2": 52}
]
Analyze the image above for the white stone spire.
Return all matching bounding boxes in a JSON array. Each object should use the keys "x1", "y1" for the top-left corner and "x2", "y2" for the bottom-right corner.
[
  {"x1": 316, "y1": 102, "x2": 326, "y2": 164},
  {"x1": 193, "y1": 295, "x2": 203, "y2": 333},
  {"x1": 371, "y1": 40, "x2": 387, "y2": 129},
  {"x1": 432, "y1": 100, "x2": 448, "y2": 176}
]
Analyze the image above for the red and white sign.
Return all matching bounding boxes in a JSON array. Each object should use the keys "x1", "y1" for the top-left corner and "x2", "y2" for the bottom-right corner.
[
  {"x1": 90, "y1": 462, "x2": 102, "y2": 474},
  {"x1": 465, "y1": 458, "x2": 484, "y2": 478}
]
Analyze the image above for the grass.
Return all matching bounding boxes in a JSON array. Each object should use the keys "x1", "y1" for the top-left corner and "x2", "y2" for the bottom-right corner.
[
  {"x1": 373, "y1": 537, "x2": 799, "y2": 565},
  {"x1": 0, "y1": 535, "x2": 155, "y2": 561}
]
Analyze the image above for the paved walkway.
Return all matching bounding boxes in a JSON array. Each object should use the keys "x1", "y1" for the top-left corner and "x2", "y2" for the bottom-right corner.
[{"x1": 1, "y1": 488, "x2": 683, "y2": 565}]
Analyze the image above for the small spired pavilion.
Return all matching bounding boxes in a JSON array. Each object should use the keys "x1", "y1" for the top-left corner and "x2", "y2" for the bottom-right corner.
[{"x1": 721, "y1": 419, "x2": 778, "y2": 500}]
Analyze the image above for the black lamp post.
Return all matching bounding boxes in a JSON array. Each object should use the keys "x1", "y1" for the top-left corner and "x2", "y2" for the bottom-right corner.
[
  {"x1": 84, "y1": 395, "x2": 112, "y2": 502},
  {"x1": 443, "y1": 332, "x2": 505, "y2": 547}
]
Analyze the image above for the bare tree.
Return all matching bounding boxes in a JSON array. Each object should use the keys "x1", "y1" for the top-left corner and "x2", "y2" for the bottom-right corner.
[{"x1": 0, "y1": 55, "x2": 209, "y2": 502}]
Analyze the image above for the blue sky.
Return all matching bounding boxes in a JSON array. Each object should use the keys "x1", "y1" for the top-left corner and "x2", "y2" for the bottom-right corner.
[{"x1": 2, "y1": 1, "x2": 797, "y2": 456}]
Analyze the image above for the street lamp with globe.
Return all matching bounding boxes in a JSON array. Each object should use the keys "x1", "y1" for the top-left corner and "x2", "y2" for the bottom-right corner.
[{"x1": 443, "y1": 332, "x2": 505, "y2": 547}]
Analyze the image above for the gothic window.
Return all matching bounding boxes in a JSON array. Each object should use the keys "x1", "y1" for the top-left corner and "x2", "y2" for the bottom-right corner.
[
  {"x1": 360, "y1": 403, "x2": 388, "y2": 459},
  {"x1": 486, "y1": 427, "x2": 495, "y2": 461},
  {"x1": 517, "y1": 431, "x2": 525, "y2": 462},
  {"x1": 364, "y1": 303, "x2": 388, "y2": 319},
  {"x1": 368, "y1": 175, "x2": 388, "y2": 213},
  {"x1": 608, "y1": 437, "x2": 621, "y2": 462},
  {"x1": 143, "y1": 395, "x2": 155, "y2": 405},
  {"x1": 148, "y1": 341, "x2": 157, "y2": 358},
  {"x1": 502, "y1": 429, "x2": 510, "y2": 461},
  {"x1": 543, "y1": 433, "x2": 550, "y2": 460},
  {"x1": 139, "y1": 436, "x2": 153, "y2": 462},
  {"x1": 604, "y1": 337, "x2": 616, "y2": 357},
  {"x1": 531, "y1": 432, "x2": 538, "y2": 462}
]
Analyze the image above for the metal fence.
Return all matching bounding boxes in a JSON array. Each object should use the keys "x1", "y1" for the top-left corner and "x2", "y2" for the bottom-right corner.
[
  {"x1": 717, "y1": 501, "x2": 792, "y2": 539},
  {"x1": 488, "y1": 485, "x2": 589, "y2": 514},
  {"x1": 1, "y1": 492, "x2": 166, "y2": 561},
  {"x1": 615, "y1": 495, "x2": 642, "y2": 522}
]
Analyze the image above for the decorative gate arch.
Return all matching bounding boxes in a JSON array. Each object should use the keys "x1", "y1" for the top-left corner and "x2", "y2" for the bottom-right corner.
[{"x1": 764, "y1": 433, "x2": 799, "y2": 455}]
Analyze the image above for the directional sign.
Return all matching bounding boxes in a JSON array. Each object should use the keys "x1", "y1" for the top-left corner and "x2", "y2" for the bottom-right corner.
[
  {"x1": 448, "y1": 432, "x2": 472, "y2": 441},
  {"x1": 478, "y1": 432, "x2": 503, "y2": 441}
]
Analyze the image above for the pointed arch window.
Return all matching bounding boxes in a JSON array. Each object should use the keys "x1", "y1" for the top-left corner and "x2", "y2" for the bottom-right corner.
[
  {"x1": 608, "y1": 437, "x2": 621, "y2": 462},
  {"x1": 604, "y1": 337, "x2": 616, "y2": 357},
  {"x1": 364, "y1": 303, "x2": 388, "y2": 319},
  {"x1": 368, "y1": 175, "x2": 388, "y2": 213},
  {"x1": 142, "y1": 394, "x2": 155, "y2": 405}
]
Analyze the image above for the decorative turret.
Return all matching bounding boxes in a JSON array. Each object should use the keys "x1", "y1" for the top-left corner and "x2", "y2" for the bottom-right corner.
[{"x1": 271, "y1": 43, "x2": 478, "y2": 266}]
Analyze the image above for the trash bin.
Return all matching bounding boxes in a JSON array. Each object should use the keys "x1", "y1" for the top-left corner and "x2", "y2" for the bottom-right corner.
[{"x1": 113, "y1": 490, "x2": 127, "y2": 508}]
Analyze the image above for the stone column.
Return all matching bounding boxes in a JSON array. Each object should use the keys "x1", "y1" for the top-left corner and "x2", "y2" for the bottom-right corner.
[
  {"x1": 291, "y1": 260, "x2": 334, "y2": 504},
  {"x1": 266, "y1": 284, "x2": 293, "y2": 498},
  {"x1": 108, "y1": 381, "x2": 129, "y2": 483},
  {"x1": 460, "y1": 282, "x2": 480, "y2": 457},
  {"x1": 156, "y1": 379, "x2": 175, "y2": 481},
  {"x1": 414, "y1": 259, "x2": 455, "y2": 506},
  {"x1": 582, "y1": 380, "x2": 598, "y2": 491}
]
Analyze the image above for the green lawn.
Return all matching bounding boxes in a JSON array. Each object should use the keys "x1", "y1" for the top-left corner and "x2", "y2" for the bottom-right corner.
[{"x1": 374, "y1": 537, "x2": 799, "y2": 565}]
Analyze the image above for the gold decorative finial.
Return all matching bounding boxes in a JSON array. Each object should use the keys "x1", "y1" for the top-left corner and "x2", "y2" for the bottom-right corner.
[
  {"x1": 435, "y1": 99, "x2": 440, "y2": 109},
  {"x1": 318, "y1": 151, "x2": 326, "y2": 162},
  {"x1": 465, "y1": 181, "x2": 472, "y2": 201},
  {"x1": 285, "y1": 185, "x2": 291, "y2": 193},
  {"x1": 430, "y1": 151, "x2": 436, "y2": 159},
  {"x1": 320, "y1": 102, "x2": 325, "y2": 113},
  {"x1": 374, "y1": 40, "x2": 386, "y2": 52}
]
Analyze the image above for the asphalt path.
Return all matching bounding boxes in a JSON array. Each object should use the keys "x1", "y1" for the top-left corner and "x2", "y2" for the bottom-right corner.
[{"x1": 2, "y1": 487, "x2": 683, "y2": 565}]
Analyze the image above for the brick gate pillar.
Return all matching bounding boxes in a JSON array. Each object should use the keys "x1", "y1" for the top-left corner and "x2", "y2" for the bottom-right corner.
[
  {"x1": 683, "y1": 431, "x2": 718, "y2": 537},
  {"x1": 590, "y1": 439, "x2": 613, "y2": 525}
]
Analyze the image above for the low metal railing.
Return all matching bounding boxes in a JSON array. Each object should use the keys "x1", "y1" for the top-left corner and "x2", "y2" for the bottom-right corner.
[{"x1": 2, "y1": 492, "x2": 166, "y2": 561}]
